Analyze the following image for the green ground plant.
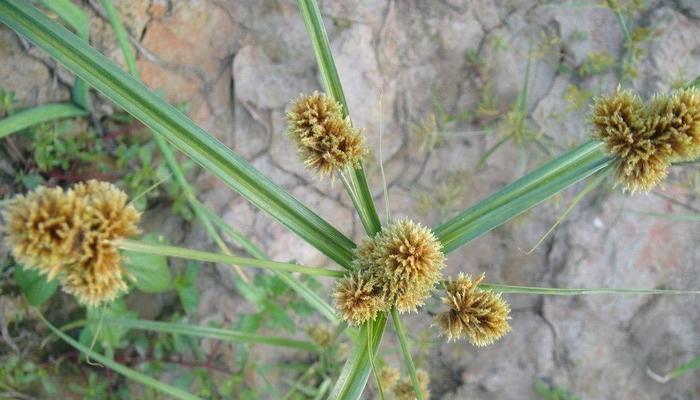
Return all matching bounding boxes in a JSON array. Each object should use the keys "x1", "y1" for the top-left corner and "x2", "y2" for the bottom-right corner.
[{"x1": 0, "y1": 0, "x2": 699, "y2": 399}]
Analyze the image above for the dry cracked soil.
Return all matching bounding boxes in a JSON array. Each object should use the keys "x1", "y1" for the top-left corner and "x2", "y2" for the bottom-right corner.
[{"x1": 1, "y1": 0, "x2": 700, "y2": 399}]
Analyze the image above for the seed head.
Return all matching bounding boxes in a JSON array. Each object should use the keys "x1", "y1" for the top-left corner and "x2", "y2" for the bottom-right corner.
[
  {"x1": 287, "y1": 92, "x2": 367, "y2": 177},
  {"x1": 2, "y1": 186, "x2": 83, "y2": 279},
  {"x1": 591, "y1": 89, "x2": 670, "y2": 193},
  {"x1": 1, "y1": 181, "x2": 141, "y2": 307},
  {"x1": 393, "y1": 369, "x2": 430, "y2": 400},
  {"x1": 377, "y1": 366, "x2": 400, "y2": 390},
  {"x1": 333, "y1": 272, "x2": 386, "y2": 326},
  {"x1": 61, "y1": 181, "x2": 140, "y2": 306},
  {"x1": 435, "y1": 273, "x2": 511, "y2": 346},
  {"x1": 306, "y1": 325, "x2": 333, "y2": 347},
  {"x1": 647, "y1": 88, "x2": 700, "y2": 161},
  {"x1": 370, "y1": 219, "x2": 445, "y2": 313}
]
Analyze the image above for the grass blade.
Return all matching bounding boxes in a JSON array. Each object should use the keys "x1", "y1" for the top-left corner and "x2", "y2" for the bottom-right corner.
[
  {"x1": 0, "y1": 0, "x2": 355, "y2": 267},
  {"x1": 98, "y1": 0, "x2": 138, "y2": 79},
  {"x1": 116, "y1": 239, "x2": 345, "y2": 278},
  {"x1": 434, "y1": 140, "x2": 613, "y2": 253},
  {"x1": 38, "y1": 0, "x2": 89, "y2": 110},
  {"x1": 391, "y1": 309, "x2": 424, "y2": 400},
  {"x1": 328, "y1": 315, "x2": 387, "y2": 400},
  {"x1": 103, "y1": 318, "x2": 319, "y2": 352},
  {"x1": 0, "y1": 102, "x2": 87, "y2": 139},
  {"x1": 202, "y1": 204, "x2": 341, "y2": 325},
  {"x1": 38, "y1": 313, "x2": 201, "y2": 400},
  {"x1": 479, "y1": 284, "x2": 700, "y2": 295},
  {"x1": 298, "y1": 0, "x2": 381, "y2": 236}
]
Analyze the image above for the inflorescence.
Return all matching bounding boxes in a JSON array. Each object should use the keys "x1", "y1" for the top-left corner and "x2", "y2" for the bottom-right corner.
[
  {"x1": 333, "y1": 218, "x2": 512, "y2": 346},
  {"x1": 286, "y1": 92, "x2": 367, "y2": 178},
  {"x1": 2, "y1": 180, "x2": 140, "y2": 307},
  {"x1": 591, "y1": 87, "x2": 700, "y2": 193},
  {"x1": 434, "y1": 273, "x2": 511, "y2": 346}
]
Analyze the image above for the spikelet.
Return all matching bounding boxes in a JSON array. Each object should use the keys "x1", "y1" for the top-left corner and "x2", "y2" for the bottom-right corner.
[
  {"x1": 2, "y1": 186, "x2": 83, "y2": 279},
  {"x1": 306, "y1": 325, "x2": 333, "y2": 347},
  {"x1": 393, "y1": 370, "x2": 430, "y2": 400},
  {"x1": 333, "y1": 272, "x2": 386, "y2": 326},
  {"x1": 377, "y1": 366, "x2": 400, "y2": 390},
  {"x1": 647, "y1": 88, "x2": 700, "y2": 161},
  {"x1": 287, "y1": 92, "x2": 367, "y2": 177},
  {"x1": 60, "y1": 180, "x2": 140, "y2": 306},
  {"x1": 369, "y1": 219, "x2": 445, "y2": 313},
  {"x1": 591, "y1": 89, "x2": 670, "y2": 193},
  {"x1": 435, "y1": 273, "x2": 511, "y2": 346},
  {"x1": 1, "y1": 180, "x2": 141, "y2": 307}
]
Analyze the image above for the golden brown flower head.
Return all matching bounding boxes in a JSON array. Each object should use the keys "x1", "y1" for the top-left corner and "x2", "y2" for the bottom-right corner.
[
  {"x1": 1, "y1": 180, "x2": 140, "y2": 307},
  {"x1": 306, "y1": 325, "x2": 333, "y2": 347},
  {"x1": 647, "y1": 88, "x2": 700, "y2": 161},
  {"x1": 377, "y1": 366, "x2": 400, "y2": 390},
  {"x1": 74, "y1": 180, "x2": 140, "y2": 239},
  {"x1": 370, "y1": 219, "x2": 445, "y2": 313},
  {"x1": 333, "y1": 272, "x2": 386, "y2": 326},
  {"x1": 287, "y1": 92, "x2": 367, "y2": 177},
  {"x1": 435, "y1": 273, "x2": 511, "y2": 346},
  {"x1": 393, "y1": 370, "x2": 430, "y2": 400},
  {"x1": 287, "y1": 91, "x2": 343, "y2": 138},
  {"x1": 352, "y1": 237, "x2": 376, "y2": 271},
  {"x1": 591, "y1": 89, "x2": 670, "y2": 193},
  {"x1": 62, "y1": 180, "x2": 140, "y2": 306},
  {"x1": 2, "y1": 186, "x2": 83, "y2": 279}
]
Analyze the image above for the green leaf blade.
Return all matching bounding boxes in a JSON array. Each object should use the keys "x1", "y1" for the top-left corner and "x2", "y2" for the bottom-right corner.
[
  {"x1": 0, "y1": 0, "x2": 355, "y2": 267},
  {"x1": 0, "y1": 102, "x2": 88, "y2": 139}
]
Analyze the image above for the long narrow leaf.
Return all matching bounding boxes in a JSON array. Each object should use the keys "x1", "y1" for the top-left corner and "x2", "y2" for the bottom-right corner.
[
  {"x1": 298, "y1": 0, "x2": 381, "y2": 236},
  {"x1": 328, "y1": 315, "x2": 387, "y2": 400},
  {"x1": 480, "y1": 283, "x2": 700, "y2": 295},
  {"x1": 391, "y1": 309, "x2": 423, "y2": 400},
  {"x1": 201, "y1": 204, "x2": 341, "y2": 325},
  {"x1": 0, "y1": 102, "x2": 87, "y2": 139},
  {"x1": 38, "y1": 313, "x2": 201, "y2": 400},
  {"x1": 0, "y1": 0, "x2": 355, "y2": 267},
  {"x1": 104, "y1": 318, "x2": 319, "y2": 352},
  {"x1": 117, "y1": 239, "x2": 345, "y2": 278},
  {"x1": 38, "y1": 0, "x2": 89, "y2": 110},
  {"x1": 435, "y1": 140, "x2": 613, "y2": 253}
]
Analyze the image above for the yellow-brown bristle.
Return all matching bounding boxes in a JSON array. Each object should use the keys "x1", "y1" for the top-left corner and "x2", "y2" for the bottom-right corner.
[
  {"x1": 591, "y1": 89, "x2": 671, "y2": 193},
  {"x1": 333, "y1": 272, "x2": 386, "y2": 326},
  {"x1": 287, "y1": 93, "x2": 367, "y2": 177},
  {"x1": 393, "y1": 369, "x2": 430, "y2": 400},
  {"x1": 2, "y1": 186, "x2": 83, "y2": 279},
  {"x1": 435, "y1": 273, "x2": 511, "y2": 346},
  {"x1": 369, "y1": 219, "x2": 445, "y2": 313}
]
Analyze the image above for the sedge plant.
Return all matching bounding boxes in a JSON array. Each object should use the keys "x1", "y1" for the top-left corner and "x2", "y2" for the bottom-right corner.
[{"x1": 1, "y1": 0, "x2": 700, "y2": 399}]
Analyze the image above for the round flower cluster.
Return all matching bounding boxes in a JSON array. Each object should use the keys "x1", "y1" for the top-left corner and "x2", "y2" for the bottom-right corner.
[
  {"x1": 434, "y1": 273, "x2": 511, "y2": 347},
  {"x1": 334, "y1": 219, "x2": 445, "y2": 326},
  {"x1": 592, "y1": 87, "x2": 700, "y2": 193},
  {"x1": 2, "y1": 180, "x2": 140, "y2": 307},
  {"x1": 286, "y1": 92, "x2": 367, "y2": 178}
]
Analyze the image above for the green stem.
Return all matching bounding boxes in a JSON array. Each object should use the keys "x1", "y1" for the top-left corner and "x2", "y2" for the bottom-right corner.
[
  {"x1": 479, "y1": 284, "x2": 700, "y2": 296},
  {"x1": 391, "y1": 308, "x2": 423, "y2": 400},
  {"x1": 297, "y1": 0, "x2": 382, "y2": 236},
  {"x1": 37, "y1": 312, "x2": 200, "y2": 400},
  {"x1": 0, "y1": 0, "x2": 356, "y2": 267},
  {"x1": 0, "y1": 103, "x2": 88, "y2": 139},
  {"x1": 200, "y1": 203, "x2": 341, "y2": 325},
  {"x1": 104, "y1": 318, "x2": 319, "y2": 351},
  {"x1": 116, "y1": 239, "x2": 345, "y2": 278}
]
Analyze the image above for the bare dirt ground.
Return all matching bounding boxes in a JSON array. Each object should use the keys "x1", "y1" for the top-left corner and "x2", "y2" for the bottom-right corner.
[{"x1": 2, "y1": 0, "x2": 700, "y2": 398}]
